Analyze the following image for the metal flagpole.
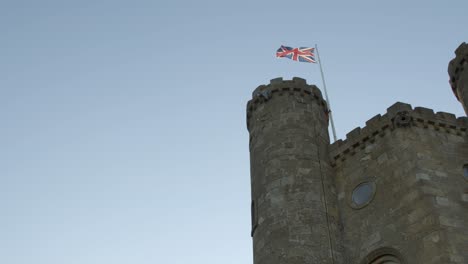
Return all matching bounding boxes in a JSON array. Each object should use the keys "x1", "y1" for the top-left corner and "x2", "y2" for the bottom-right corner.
[{"x1": 315, "y1": 44, "x2": 337, "y2": 142}]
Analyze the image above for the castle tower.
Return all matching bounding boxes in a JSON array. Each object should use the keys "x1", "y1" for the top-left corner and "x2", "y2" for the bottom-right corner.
[
  {"x1": 448, "y1": 42, "x2": 468, "y2": 116},
  {"x1": 329, "y1": 103, "x2": 468, "y2": 263},
  {"x1": 245, "y1": 44, "x2": 468, "y2": 264},
  {"x1": 246, "y1": 78, "x2": 341, "y2": 264}
]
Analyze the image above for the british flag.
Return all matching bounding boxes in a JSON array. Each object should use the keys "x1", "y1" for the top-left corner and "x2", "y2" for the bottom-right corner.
[{"x1": 276, "y1": 45, "x2": 316, "y2": 63}]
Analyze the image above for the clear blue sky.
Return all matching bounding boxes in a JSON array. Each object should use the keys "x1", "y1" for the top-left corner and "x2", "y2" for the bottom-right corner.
[{"x1": 1, "y1": 1, "x2": 466, "y2": 263}]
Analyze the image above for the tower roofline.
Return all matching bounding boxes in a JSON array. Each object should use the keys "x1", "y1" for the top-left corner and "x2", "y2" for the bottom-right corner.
[
  {"x1": 246, "y1": 77, "x2": 329, "y2": 132},
  {"x1": 330, "y1": 102, "x2": 468, "y2": 166}
]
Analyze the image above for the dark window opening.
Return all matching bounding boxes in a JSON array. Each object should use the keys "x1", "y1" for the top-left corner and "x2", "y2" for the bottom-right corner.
[
  {"x1": 251, "y1": 200, "x2": 258, "y2": 237},
  {"x1": 464, "y1": 164, "x2": 468, "y2": 180}
]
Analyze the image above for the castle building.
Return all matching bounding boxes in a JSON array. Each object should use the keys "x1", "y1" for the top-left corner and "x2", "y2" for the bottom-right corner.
[{"x1": 246, "y1": 43, "x2": 468, "y2": 264}]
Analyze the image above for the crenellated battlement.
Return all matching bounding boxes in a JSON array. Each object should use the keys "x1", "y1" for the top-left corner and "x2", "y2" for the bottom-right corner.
[
  {"x1": 247, "y1": 42, "x2": 468, "y2": 264},
  {"x1": 246, "y1": 77, "x2": 340, "y2": 264},
  {"x1": 330, "y1": 102, "x2": 468, "y2": 165},
  {"x1": 246, "y1": 77, "x2": 329, "y2": 131}
]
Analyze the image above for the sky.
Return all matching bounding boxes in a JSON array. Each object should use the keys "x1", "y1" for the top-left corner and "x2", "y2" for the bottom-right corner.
[{"x1": 0, "y1": 1, "x2": 467, "y2": 264}]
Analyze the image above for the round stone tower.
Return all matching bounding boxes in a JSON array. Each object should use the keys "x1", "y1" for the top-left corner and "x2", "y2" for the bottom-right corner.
[
  {"x1": 246, "y1": 77, "x2": 340, "y2": 264},
  {"x1": 448, "y1": 42, "x2": 468, "y2": 116}
]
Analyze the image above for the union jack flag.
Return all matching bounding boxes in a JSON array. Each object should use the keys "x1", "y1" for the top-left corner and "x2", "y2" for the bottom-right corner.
[{"x1": 276, "y1": 45, "x2": 316, "y2": 63}]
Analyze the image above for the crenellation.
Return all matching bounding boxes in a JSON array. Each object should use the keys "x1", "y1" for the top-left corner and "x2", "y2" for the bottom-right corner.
[
  {"x1": 330, "y1": 118, "x2": 394, "y2": 164},
  {"x1": 247, "y1": 78, "x2": 341, "y2": 264},
  {"x1": 330, "y1": 105, "x2": 467, "y2": 163},
  {"x1": 365, "y1": 114, "x2": 382, "y2": 128},
  {"x1": 247, "y1": 42, "x2": 468, "y2": 264},
  {"x1": 269, "y1": 77, "x2": 284, "y2": 84},
  {"x1": 413, "y1": 106, "x2": 435, "y2": 120},
  {"x1": 346, "y1": 127, "x2": 361, "y2": 141},
  {"x1": 292, "y1": 76, "x2": 308, "y2": 86},
  {"x1": 386, "y1": 102, "x2": 412, "y2": 118},
  {"x1": 252, "y1": 84, "x2": 268, "y2": 97},
  {"x1": 457, "y1": 116, "x2": 468, "y2": 127},
  {"x1": 435, "y1": 111, "x2": 457, "y2": 124},
  {"x1": 247, "y1": 78, "x2": 329, "y2": 132}
]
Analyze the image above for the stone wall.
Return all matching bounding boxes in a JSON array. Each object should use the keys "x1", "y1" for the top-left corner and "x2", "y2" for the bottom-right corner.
[
  {"x1": 246, "y1": 75, "x2": 468, "y2": 264},
  {"x1": 247, "y1": 78, "x2": 342, "y2": 264},
  {"x1": 331, "y1": 102, "x2": 468, "y2": 263}
]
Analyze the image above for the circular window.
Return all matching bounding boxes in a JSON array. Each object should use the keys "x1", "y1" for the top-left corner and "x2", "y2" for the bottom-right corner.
[
  {"x1": 351, "y1": 181, "x2": 376, "y2": 209},
  {"x1": 369, "y1": 254, "x2": 401, "y2": 264},
  {"x1": 464, "y1": 164, "x2": 468, "y2": 181},
  {"x1": 361, "y1": 248, "x2": 405, "y2": 264}
]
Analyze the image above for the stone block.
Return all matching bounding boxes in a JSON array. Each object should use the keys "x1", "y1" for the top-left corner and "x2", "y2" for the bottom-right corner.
[
  {"x1": 387, "y1": 102, "x2": 412, "y2": 117},
  {"x1": 414, "y1": 107, "x2": 435, "y2": 119}
]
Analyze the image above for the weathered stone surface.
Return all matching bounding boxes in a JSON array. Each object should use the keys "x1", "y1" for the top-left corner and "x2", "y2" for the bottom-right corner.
[
  {"x1": 247, "y1": 78, "x2": 341, "y2": 264},
  {"x1": 448, "y1": 42, "x2": 468, "y2": 115},
  {"x1": 247, "y1": 69, "x2": 468, "y2": 263}
]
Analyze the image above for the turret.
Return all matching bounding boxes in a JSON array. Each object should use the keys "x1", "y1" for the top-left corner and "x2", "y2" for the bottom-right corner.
[
  {"x1": 246, "y1": 78, "x2": 341, "y2": 264},
  {"x1": 448, "y1": 42, "x2": 468, "y2": 115}
]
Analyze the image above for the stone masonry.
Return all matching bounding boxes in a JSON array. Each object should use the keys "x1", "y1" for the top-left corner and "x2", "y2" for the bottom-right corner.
[
  {"x1": 449, "y1": 42, "x2": 468, "y2": 116},
  {"x1": 246, "y1": 44, "x2": 468, "y2": 263}
]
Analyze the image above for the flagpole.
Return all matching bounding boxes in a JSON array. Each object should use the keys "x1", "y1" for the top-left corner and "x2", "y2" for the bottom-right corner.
[{"x1": 315, "y1": 44, "x2": 337, "y2": 142}]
